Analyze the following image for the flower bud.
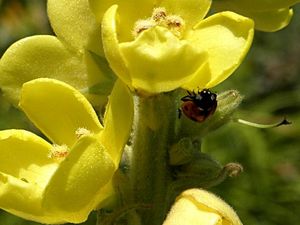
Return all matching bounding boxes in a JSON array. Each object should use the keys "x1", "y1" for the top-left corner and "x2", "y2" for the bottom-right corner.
[
  {"x1": 163, "y1": 189, "x2": 242, "y2": 225},
  {"x1": 169, "y1": 138, "x2": 194, "y2": 165},
  {"x1": 178, "y1": 90, "x2": 243, "y2": 138},
  {"x1": 175, "y1": 152, "x2": 222, "y2": 181}
]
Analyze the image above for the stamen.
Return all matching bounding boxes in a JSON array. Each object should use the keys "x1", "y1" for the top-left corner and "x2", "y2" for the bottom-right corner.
[
  {"x1": 165, "y1": 15, "x2": 185, "y2": 37},
  {"x1": 166, "y1": 15, "x2": 185, "y2": 28},
  {"x1": 48, "y1": 144, "x2": 69, "y2": 161},
  {"x1": 132, "y1": 19, "x2": 155, "y2": 37},
  {"x1": 75, "y1": 127, "x2": 92, "y2": 138},
  {"x1": 133, "y1": 7, "x2": 185, "y2": 38},
  {"x1": 151, "y1": 7, "x2": 167, "y2": 22}
]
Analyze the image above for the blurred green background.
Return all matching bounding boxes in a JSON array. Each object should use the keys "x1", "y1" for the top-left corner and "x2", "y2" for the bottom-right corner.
[{"x1": 0, "y1": 1, "x2": 299, "y2": 225}]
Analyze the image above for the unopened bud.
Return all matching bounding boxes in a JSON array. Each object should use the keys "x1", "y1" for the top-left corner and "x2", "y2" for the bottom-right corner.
[
  {"x1": 169, "y1": 138, "x2": 194, "y2": 165},
  {"x1": 175, "y1": 152, "x2": 222, "y2": 181},
  {"x1": 177, "y1": 89, "x2": 243, "y2": 138}
]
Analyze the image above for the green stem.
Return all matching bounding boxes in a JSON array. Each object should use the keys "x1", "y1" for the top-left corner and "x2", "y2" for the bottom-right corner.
[
  {"x1": 96, "y1": 89, "x2": 242, "y2": 225},
  {"x1": 127, "y1": 92, "x2": 178, "y2": 225}
]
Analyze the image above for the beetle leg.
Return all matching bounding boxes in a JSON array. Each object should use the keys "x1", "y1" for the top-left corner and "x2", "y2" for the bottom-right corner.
[
  {"x1": 181, "y1": 96, "x2": 193, "y2": 101},
  {"x1": 178, "y1": 108, "x2": 182, "y2": 119}
]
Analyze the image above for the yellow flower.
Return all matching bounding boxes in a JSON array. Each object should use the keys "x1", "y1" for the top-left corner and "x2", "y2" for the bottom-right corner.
[
  {"x1": 163, "y1": 189, "x2": 242, "y2": 225},
  {"x1": 0, "y1": 78, "x2": 133, "y2": 224},
  {"x1": 212, "y1": 0, "x2": 300, "y2": 32},
  {"x1": 92, "y1": 0, "x2": 254, "y2": 94},
  {"x1": 0, "y1": 0, "x2": 110, "y2": 107}
]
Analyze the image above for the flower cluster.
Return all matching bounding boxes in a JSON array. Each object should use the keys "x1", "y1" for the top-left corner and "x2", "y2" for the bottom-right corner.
[
  {"x1": 0, "y1": 78, "x2": 133, "y2": 223},
  {"x1": 0, "y1": 0, "x2": 299, "y2": 224}
]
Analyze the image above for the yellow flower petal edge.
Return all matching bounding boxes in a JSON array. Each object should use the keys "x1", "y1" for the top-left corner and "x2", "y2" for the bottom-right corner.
[
  {"x1": 238, "y1": 8, "x2": 293, "y2": 32},
  {"x1": 164, "y1": 197, "x2": 222, "y2": 225},
  {"x1": 0, "y1": 130, "x2": 61, "y2": 224},
  {"x1": 102, "y1": 5, "x2": 132, "y2": 88},
  {"x1": 212, "y1": 0, "x2": 300, "y2": 31},
  {"x1": 0, "y1": 35, "x2": 96, "y2": 106},
  {"x1": 163, "y1": 189, "x2": 242, "y2": 225},
  {"x1": 181, "y1": 62, "x2": 212, "y2": 91},
  {"x1": 43, "y1": 135, "x2": 115, "y2": 223},
  {"x1": 184, "y1": 11, "x2": 254, "y2": 89},
  {"x1": 213, "y1": 0, "x2": 300, "y2": 12},
  {"x1": 47, "y1": 0, "x2": 103, "y2": 55},
  {"x1": 100, "y1": 79, "x2": 134, "y2": 166},
  {"x1": 161, "y1": 0, "x2": 211, "y2": 30},
  {"x1": 19, "y1": 78, "x2": 103, "y2": 147},
  {"x1": 0, "y1": 173, "x2": 64, "y2": 224},
  {"x1": 89, "y1": 0, "x2": 156, "y2": 42},
  {"x1": 119, "y1": 26, "x2": 208, "y2": 93},
  {"x1": 0, "y1": 129, "x2": 58, "y2": 187}
]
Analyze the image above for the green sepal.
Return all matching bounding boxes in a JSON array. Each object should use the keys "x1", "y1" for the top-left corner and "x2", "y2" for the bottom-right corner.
[
  {"x1": 86, "y1": 52, "x2": 116, "y2": 96},
  {"x1": 174, "y1": 152, "x2": 222, "y2": 181},
  {"x1": 169, "y1": 138, "x2": 195, "y2": 166}
]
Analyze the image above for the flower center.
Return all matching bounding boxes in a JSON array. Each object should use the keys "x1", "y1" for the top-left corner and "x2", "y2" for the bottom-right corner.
[{"x1": 133, "y1": 7, "x2": 185, "y2": 38}]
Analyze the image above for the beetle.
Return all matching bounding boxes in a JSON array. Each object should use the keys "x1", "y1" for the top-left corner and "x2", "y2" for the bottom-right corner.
[{"x1": 179, "y1": 89, "x2": 217, "y2": 122}]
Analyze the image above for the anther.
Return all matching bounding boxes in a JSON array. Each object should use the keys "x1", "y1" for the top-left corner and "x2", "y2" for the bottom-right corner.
[
  {"x1": 48, "y1": 144, "x2": 69, "y2": 160},
  {"x1": 152, "y1": 7, "x2": 167, "y2": 22},
  {"x1": 75, "y1": 127, "x2": 91, "y2": 138},
  {"x1": 132, "y1": 19, "x2": 155, "y2": 37},
  {"x1": 166, "y1": 15, "x2": 184, "y2": 28}
]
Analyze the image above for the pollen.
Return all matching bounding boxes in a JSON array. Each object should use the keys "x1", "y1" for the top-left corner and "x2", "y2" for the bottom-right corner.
[
  {"x1": 166, "y1": 15, "x2": 184, "y2": 28},
  {"x1": 151, "y1": 7, "x2": 167, "y2": 22},
  {"x1": 75, "y1": 127, "x2": 91, "y2": 138},
  {"x1": 132, "y1": 19, "x2": 155, "y2": 37},
  {"x1": 165, "y1": 15, "x2": 185, "y2": 37},
  {"x1": 48, "y1": 144, "x2": 69, "y2": 161},
  {"x1": 132, "y1": 7, "x2": 185, "y2": 38}
]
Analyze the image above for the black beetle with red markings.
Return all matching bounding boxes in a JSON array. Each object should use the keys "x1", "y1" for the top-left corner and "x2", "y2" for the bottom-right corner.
[{"x1": 179, "y1": 89, "x2": 217, "y2": 122}]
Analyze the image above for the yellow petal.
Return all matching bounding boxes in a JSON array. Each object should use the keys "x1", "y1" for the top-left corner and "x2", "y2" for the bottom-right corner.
[
  {"x1": 94, "y1": 181, "x2": 116, "y2": 209},
  {"x1": 43, "y1": 135, "x2": 115, "y2": 223},
  {"x1": 213, "y1": 0, "x2": 300, "y2": 12},
  {"x1": 163, "y1": 197, "x2": 222, "y2": 225},
  {"x1": 185, "y1": 12, "x2": 254, "y2": 88},
  {"x1": 19, "y1": 78, "x2": 103, "y2": 147},
  {"x1": 47, "y1": 0, "x2": 103, "y2": 55},
  {"x1": 181, "y1": 62, "x2": 211, "y2": 91},
  {"x1": 163, "y1": 189, "x2": 242, "y2": 225},
  {"x1": 239, "y1": 8, "x2": 294, "y2": 32},
  {"x1": 100, "y1": 79, "x2": 134, "y2": 166},
  {"x1": 181, "y1": 189, "x2": 242, "y2": 225},
  {"x1": 160, "y1": 0, "x2": 211, "y2": 29},
  {"x1": 119, "y1": 26, "x2": 208, "y2": 93},
  {"x1": 102, "y1": 5, "x2": 132, "y2": 88},
  {"x1": 0, "y1": 129, "x2": 58, "y2": 187},
  {"x1": 212, "y1": 0, "x2": 299, "y2": 31},
  {"x1": 89, "y1": 0, "x2": 156, "y2": 41},
  {"x1": 0, "y1": 173, "x2": 63, "y2": 224},
  {"x1": 0, "y1": 130, "x2": 61, "y2": 224},
  {"x1": 0, "y1": 35, "x2": 103, "y2": 106}
]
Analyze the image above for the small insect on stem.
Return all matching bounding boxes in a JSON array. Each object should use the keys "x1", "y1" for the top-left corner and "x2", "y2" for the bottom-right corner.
[{"x1": 179, "y1": 89, "x2": 217, "y2": 122}]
